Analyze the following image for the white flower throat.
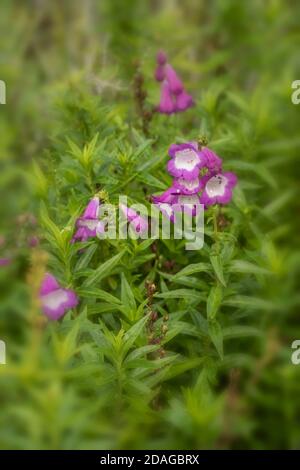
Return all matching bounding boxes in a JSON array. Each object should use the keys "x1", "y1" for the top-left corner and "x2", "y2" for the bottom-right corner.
[
  {"x1": 206, "y1": 174, "x2": 227, "y2": 197},
  {"x1": 175, "y1": 149, "x2": 199, "y2": 170}
]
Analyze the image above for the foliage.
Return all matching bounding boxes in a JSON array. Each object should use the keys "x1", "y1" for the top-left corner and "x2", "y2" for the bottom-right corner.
[{"x1": 0, "y1": 0, "x2": 300, "y2": 450}]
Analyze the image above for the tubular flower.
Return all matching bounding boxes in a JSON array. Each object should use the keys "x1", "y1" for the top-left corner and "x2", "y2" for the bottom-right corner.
[
  {"x1": 157, "y1": 80, "x2": 176, "y2": 114},
  {"x1": 167, "y1": 143, "x2": 207, "y2": 180},
  {"x1": 72, "y1": 196, "x2": 101, "y2": 243},
  {"x1": 200, "y1": 172, "x2": 238, "y2": 207},
  {"x1": 40, "y1": 273, "x2": 78, "y2": 320},
  {"x1": 155, "y1": 52, "x2": 194, "y2": 114},
  {"x1": 172, "y1": 176, "x2": 202, "y2": 195},
  {"x1": 201, "y1": 147, "x2": 223, "y2": 173},
  {"x1": 173, "y1": 194, "x2": 202, "y2": 216},
  {"x1": 174, "y1": 89, "x2": 194, "y2": 112},
  {"x1": 119, "y1": 204, "x2": 148, "y2": 234}
]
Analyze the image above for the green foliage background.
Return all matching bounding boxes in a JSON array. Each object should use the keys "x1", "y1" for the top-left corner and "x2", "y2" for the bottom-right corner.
[{"x1": 0, "y1": 0, "x2": 300, "y2": 449}]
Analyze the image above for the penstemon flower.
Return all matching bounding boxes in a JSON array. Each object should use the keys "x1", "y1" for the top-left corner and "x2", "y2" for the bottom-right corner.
[
  {"x1": 200, "y1": 172, "x2": 237, "y2": 207},
  {"x1": 167, "y1": 143, "x2": 207, "y2": 180},
  {"x1": 72, "y1": 196, "x2": 101, "y2": 243},
  {"x1": 173, "y1": 194, "x2": 202, "y2": 216},
  {"x1": 155, "y1": 51, "x2": 194, "y2": 114},
  {"x1": 201, "y1": 147, "x2": 223, "y2": 173},
  {"x1": 119, "y1": 204, "x2": 148, "y2": 234},
  {"x1": 0, "y1": 258, "x2": 10, "y2": 266},
  {"x1": 40, "y1": 273, "x2": 78, "y2": 320},
  {"x1": 172, "y1": 176, "x2": 202, "y2": 195},
  {"x1": 157, "y1": 80, "x2": 176, "y2": 114}
]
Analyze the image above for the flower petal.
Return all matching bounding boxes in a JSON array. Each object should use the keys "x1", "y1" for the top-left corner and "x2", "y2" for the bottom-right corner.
[
  {"x1": 40, "y1": 273, "x2": 60, "y2": 296},
  {"x1": 41, "y1": 288, "x2": 78, "y2": 320}
]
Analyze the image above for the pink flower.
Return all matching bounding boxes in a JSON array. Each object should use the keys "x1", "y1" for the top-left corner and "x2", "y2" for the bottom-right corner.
[
  {"x1": 173, "y1": 194, "x2": 202, "y2": 216},
  {"x1": 119, "y1": 204, "x2": 148, "y2": 234},
  {"x1": 0, "y1": 258, "x2": 10, "y2": 267},
  {"x1": 157, "y1": 81, "x2": 176, "y2": 114},
  {"x1": 201, "y1": 147, "x2": 223, "y2": 172},
  {"x1": 172, "y1": 177, "x2": 202, "y2": 195},
  {"x1": 40, "y1": 273, "x2": 78, "y2": 320},
  {"x1": 167, "y1": 143, "x2": 207, "y2": 180},
  {"x1": 155, "y1": 52, "x2": 194, "y2": 114},
  {"x1": 164, "y1": 64, "x2": 184, "y2": 95},
  {"x1": 175, "y1": 89, "x2": 194, "y2": 112},
  {"x1": 157, "y1": 50, "x2": 167, "y2": 65},
  {"x1": 72, "y1": 197, "x2": 101, "y2": 243},
  {"x1": 155, "y1": 65, "x2": 165, "y2": 82},
  {"x1": 200, "y1": 172, "x2": 237, "y2": 207}
]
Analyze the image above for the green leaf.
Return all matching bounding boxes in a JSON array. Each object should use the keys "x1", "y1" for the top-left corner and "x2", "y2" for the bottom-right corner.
[
  {"x1": 206, "y1": 284, "x2": 223, "y2": 319},
  {"x1": 223, "y1": 295, "x2": 276, "y2": 311},
  {"x1": 155, "y1": 289, "x2": 205, "y2": 302},
  {"x1": 75, "y1": 244, "x2": 97, "y2": 272},
  {"x1": 223, "y1": 326, "x2": 261, "y2": 339},
  {"x1": 210, "y1": 254, "x2": 226, "y2": 286},
  {"x1": 208, "y1": 319, "x2": 223, "y2": 359},
  {"x1": 77, "y1": 288, "x2": 121, "y2": 305},
  {"x1": 121, "y1": 273, "x2": 137, "y2": 317},
  {"x1": 172, "y1": 263, "x2": 211, "y2": 280},
  {"x1": 83, "y1": 250, "x2": 125, "y2": 287},
  {"x1": 123, "y1": 314, "x2": 150, "y2": 356},
  {"x1": 228, "y1": 260, "x2": 270, "y2": 276}
]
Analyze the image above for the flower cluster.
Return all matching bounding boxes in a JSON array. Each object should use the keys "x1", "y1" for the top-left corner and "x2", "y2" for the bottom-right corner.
[
  {"x1": 155, "y1": 51, "x2": 194, "y2": 114},
  {"x1": 152, "y1": 141, "x2": 237, "y2": 220}
]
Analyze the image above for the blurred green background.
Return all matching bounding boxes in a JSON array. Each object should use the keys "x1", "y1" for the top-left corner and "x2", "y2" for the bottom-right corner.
[{"x1": 0, "y1": 0, "x2": 300, "y2": 450}]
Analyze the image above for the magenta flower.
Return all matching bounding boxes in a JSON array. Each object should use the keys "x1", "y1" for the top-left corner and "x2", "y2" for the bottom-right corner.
[
  {"x1": 72, "y1": 196, "x2": 101, "y2": 243},
  {"x1": 167, "y1": 143, "x2": 207, "y2": 180},
  {"x1": 173, "y1": 194, "x2": 202, "y2": 216},
  {"x1": 157, "y1": 50, "x2": 167, "y2": 65},
  {"x1": 200, "y1": 172, "x2": 237, "y2": 207},
  {"x1": 164, "y1": 64, "x2": 184, "y2": 95},
  {"x1": 152, "y1": 187, "x2": 178, "y2": 204},
  {"x1": 174, "y1": 89, "x2": 194, "y2": 112},
  {"x1": 155, "y1": 52, "x2": 194, "y2": 114},
  {"x1": 155, "y1": 65, "x2": 165, "y2": 82},
  {"x1": 40, "y1": 273, "x2": 78, "y2": 320},
  {"x1": 154, "y1": 202, "x2": 176, "y2": 222},
  {"x1": 0, "y1": 258, "x2": 10, "y2": 267},
  {"x1": 157, "y1": 81, "x2": 176, "y2": 114},
  {"x1": 119, "y1": 204, "x2": 148, "y2": 234},
  {"x1": 172, "y1": 177, "x2": 202, "y2": 195},
  {"x1": 201, "y1": 147, "x2": 223, "y2": 172}
]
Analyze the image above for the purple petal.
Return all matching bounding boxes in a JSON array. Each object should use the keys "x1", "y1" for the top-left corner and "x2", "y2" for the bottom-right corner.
[
  {"x1": 165, "y1": 64, "x2": 184, "y2": 95},
  {"x1": 40, "y1": 273, "x2": 60, "y2": 296},
  {"x1": 0, "y1": 258, "x2": 11, "y2": 267},
  {"x1": 201, "y1": 147, "x2": 223, "y2": 172},
  {"x1": 131, "y1": 216, "x2": 148, "y2": 234},
  {"x1": 157, "y1": 81, "x2": 176, "y2": 114},
  {"x1": 82, "y1": 197, "x2": 100, "y2": 219},
  {"x1": 157, "y1": 50, "x2": 167, "y2": 65},
  {"x1": 155, "y1": 65, "x2": 165, "y2": 82},
  {"x1": 200, "y1": 172, "x2": 237, "y2": 206},
  {"x1": 152, "y1": 187, "x2": 178, "y2": 204},
  {"x1": 167, "y1": 143, "x2": 207, "y2": 180},
  {"x1": 175, "y1": 89, "x2": 194, "y2": 111},
  {"x1": 173, "y1": 194, "x2": 201, "y2": 216},
  {"x1": 41, "y1": 288, "x2": 78, "y2": 320},
  {"x1": 119, "y1": 203, "x2": 139, "y2": 222},
  {"x1": 172, "y1": 177, "x2": 202, "y2": 195}
]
